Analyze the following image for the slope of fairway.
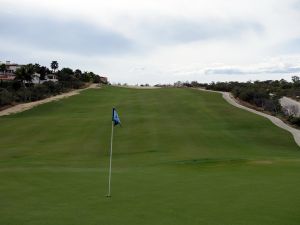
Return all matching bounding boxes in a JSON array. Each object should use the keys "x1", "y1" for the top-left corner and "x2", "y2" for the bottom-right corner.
[{"x1": 0, "y1": 87, "x2": 300, "y2": 225}]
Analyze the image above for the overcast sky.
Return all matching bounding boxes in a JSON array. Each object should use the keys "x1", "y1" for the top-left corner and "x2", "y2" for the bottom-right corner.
[{"x1": 1, "y1": 0, "x2": 300, "y2": 84}]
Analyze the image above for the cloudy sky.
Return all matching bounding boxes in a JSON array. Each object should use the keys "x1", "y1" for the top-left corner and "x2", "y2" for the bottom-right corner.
[{"x1": 1, "y1": 0, "x2": 300, "y2": 84}]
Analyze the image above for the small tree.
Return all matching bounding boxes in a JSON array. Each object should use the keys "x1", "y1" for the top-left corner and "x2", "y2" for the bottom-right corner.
[
  {"x1": 0, "y1": 64, "x2": 7, "y2": 75},
  {"x1": 292, "y1": 76, "x2": 300, "y2": 83},
  {"x1": 36, "y1": 66, "x2": 49, "y2": 80},
  {"x1": 292, "y1": 76, "x2": 300, "y2": 88},
  {"x1": 15, "y1": 64, "x2": 35, "y2": 102},
  {"x1": 74, "y1": 69, "x2": 82, "y2": 79},
  {"x1": 51, "y1": 61, "x2": 59, "y2": 74},
  {"x1": 15, "y1": 64, "x2": 35, "y2": 84}
]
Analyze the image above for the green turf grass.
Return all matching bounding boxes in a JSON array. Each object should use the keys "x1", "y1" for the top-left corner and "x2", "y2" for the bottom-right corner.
[{"x1": 0, "y1": 87, "x2": 300, "y2": 225}]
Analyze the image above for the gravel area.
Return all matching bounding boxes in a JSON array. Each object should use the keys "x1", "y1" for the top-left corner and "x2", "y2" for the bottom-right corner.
[{"x1": 279, "y1": 97, "x2": 300, "y2": 116}]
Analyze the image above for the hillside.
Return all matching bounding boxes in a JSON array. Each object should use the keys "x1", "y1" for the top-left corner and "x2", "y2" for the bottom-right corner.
[{"x1": 0, "y1": 87, "x2": 300, "y2": 225}]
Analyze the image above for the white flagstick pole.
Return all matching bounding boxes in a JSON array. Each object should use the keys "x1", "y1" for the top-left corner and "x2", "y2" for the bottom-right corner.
[{"x1": 107, "y1": 120, "x2": 114, "y2": 197}]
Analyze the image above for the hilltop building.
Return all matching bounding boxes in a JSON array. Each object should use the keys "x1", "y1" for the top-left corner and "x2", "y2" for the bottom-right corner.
[
  {"x1": 0, "y1": 61, "x2": 23, "y2": 81},
  {"x1": 99, "y1": 76, "x2": 108, "y2": 84},
  {"x1": 31, "y1": 73, "x2": 59, "y2": 84},
  {"x1": 0, "y1": 60, "x2": 108, "y2": 84},
  {"x1": 0, "y1": 61, "x2": 58, "y2": 83},
  {"x1": 0, "y1": 61, "x2": 22, "y2": 74}
]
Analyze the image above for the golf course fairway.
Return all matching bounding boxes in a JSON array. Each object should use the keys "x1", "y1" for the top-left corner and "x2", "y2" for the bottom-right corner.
[{"x1": 1, "y1": 86, "x2": 300, "y2": 225}]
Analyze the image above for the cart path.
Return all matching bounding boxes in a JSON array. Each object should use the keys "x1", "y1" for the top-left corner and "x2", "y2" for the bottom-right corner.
[{"x1": 198, "y1": 88, "x2": 300, "y2": 148}]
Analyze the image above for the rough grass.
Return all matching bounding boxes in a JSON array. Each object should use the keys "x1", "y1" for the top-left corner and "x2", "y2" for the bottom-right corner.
[{"x1": 0, "y1": 87, "x2": 300, "y2": 225}]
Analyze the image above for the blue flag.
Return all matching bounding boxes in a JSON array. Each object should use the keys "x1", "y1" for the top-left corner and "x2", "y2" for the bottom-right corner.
[{"x1": 112, "y1": 108, "x2": 121, "y2": 126}]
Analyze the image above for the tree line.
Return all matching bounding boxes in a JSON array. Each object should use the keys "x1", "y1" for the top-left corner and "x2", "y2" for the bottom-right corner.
[{"x1": 0, "y1": 61, "x2": 107, "y2": 107}]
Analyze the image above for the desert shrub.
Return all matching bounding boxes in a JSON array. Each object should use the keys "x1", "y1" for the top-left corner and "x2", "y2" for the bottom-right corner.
[
  {"x1": 30, "y1": 84, "x2": 50, "y2": 101},
  {"x1": 72, "y1": 80, "x2": 85, "y2": 89},
  {"x1": 263, "y1": 99, "x2": 281, "y2": 114},
  {"x1": 15, "y1": 87, "x2": 32, "y2": 102},
  {"x1": 0, "y1": 88, "x2": 13, "y2": 106},
  {"x1": 43, "y1": 81, "x2": 62, "y2": 94},
  {"x1": 238, "y1": 89, "x2": 255, "y2": 102},
  {"x1": 288, "y1": 116, "x2": 300, "y2": 126}
]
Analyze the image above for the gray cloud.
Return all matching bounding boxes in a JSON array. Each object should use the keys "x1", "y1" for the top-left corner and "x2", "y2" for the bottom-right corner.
[
  {"x1": 137, "y1": 17, "x2": 264, "y2": 44},
  {"x1": 205, "y1": 66, "x2": 300, "y2": 75},
  {"x1": 205, "y1": 68, "x2": 246, "y2": 75},
  {"x1": 265, "y1": 66, "x2": 300, "y2": 74},
  {"x1": 0, "y1": 12, "x2": 135, "y2": 56},
  {"x1": 0, "y1": 10, "x2": 265, "y2": 57}
]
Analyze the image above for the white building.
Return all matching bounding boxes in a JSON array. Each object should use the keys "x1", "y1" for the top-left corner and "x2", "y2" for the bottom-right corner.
[
  {"x1": 31, "y1": 73, "x2": 58, "y2": 84},
  {"x1": 0, "y1": 61, "x2": 22, "y2": 75}
]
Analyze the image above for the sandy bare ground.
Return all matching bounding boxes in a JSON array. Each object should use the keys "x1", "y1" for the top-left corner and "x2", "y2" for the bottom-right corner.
[
  {"x1": 279, "y1": 97, "x2": 300, "y2": 116},
  {"x1": 0, "y1": 83, "x2": 100, "y2": 117},
  {"x1": 198, "y1": 88, "x2": 300, "y2": 148}
]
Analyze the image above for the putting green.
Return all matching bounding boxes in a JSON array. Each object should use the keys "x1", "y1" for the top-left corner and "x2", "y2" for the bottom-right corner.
[{"x1": 0, "y1": 87, "x2": 300, "y2": 225}]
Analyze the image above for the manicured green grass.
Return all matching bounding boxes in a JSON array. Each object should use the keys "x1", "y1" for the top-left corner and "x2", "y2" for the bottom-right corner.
[{"x1": 0, "y1": 86, "x2": 300, "y2": 225}]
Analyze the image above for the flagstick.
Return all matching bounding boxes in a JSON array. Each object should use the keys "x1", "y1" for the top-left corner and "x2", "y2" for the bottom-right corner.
[{"x1": 107, "y1": 121, "x2": 114, "y2": 197}]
